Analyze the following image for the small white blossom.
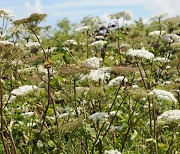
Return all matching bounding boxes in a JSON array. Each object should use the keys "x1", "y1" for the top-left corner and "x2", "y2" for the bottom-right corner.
[
  {"x1": 89, "y1": 112, "x2": 109, "y2": 121},
  {"x1": 110, "y1": 126, "x2": 122, "y2": 132},
  {"x1": 120, "y1": 43, "x2": 130, "y2": 48},
  {"x1": 95, "y1": 35, "x2": 104, "y2": 40},
  {"x1": 148, "y1": 31, "x2": 166, "y2": 37},
  {"x1": 149, "y1": 89, "x2": 177, "y2": 103},
  {"x1": 166, "y1": 65, "x2": 171, "y2": 69},
  {"x1": 0, "y1": 40, "x2": 14, "y2": 46},
  {"x1": 108, "y1": 56, "x2": 114, "y2": 61},
  {"x1": 41, "y1": 47, "x2": 57, "y2": 53},
  {"x1": 22, "y1": 112, "x2": 34, "y2": 117},
  {"x1": 154, "y1": 57, "x2": 169, "y2": 63},
  {"x1": 108, "y1": 76, "x2": 128, "y2": 87},
  {"x1": 150, "y1": 13, "x2": 167, "y2": 21},
  {"x1": 0, "y1": 9, "x2": 14, "y2": 19},
  {"x1": 25, "y1": 42, "x2": 40, "y2": 48},
  {"x1": 157, "y1": 110, "x2": 180, "y2": 124},
  {"x1": 64, "y1": 39, "x2": 77, "y2": 46},
  {"x1": 84, "y1": 57, "x2": 102, "y2": 69},
  {"x1": 91, "y1": 40, "x2": 107, "y2": 50},
  {"x1": 11, "y1": 85, "x2": 38, "y2": 96},
  {"x1": 75, "y1": 26, "x2": 90, "y2": 32},
  {"x1": 162, "y1": 34, "x2": 180, "y2": 43},
  {"x1": 81, "y1": 67, "x2": 111, "y2": 82},
  {"x1": 123, "y1": 10, "x2": 133, "y2": 20},
  {"x1": 104, "y1": 149, "x2": 121, "y2": 154},
  {"x1": 127, "y1": 49, "x2": 154, "y2": 60},
  {"x1": 132, "y1": 84, "x2": 139, "y2": 89}
]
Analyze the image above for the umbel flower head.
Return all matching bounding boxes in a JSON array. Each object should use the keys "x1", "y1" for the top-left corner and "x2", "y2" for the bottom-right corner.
[
  {"x1": 84, "y1": 57, "x2": 102, "y2": 69},
  {"x1": 149, "y1": 89, "x2": 177, "y2": 103},
  {"x1": 150, "y1": 13, "x2": 167, "y2": 21},
  {"x1": 107, "y1": 76, "x2": 128, "y2": 87},
  {"x1": 91, "y1": 40, "x2": 107, "y2": 51},
  {"x1": 148, "y1": 30, "x2": 166, "y2": 37},
  {"x1": 157, "y1": 110, "x2": 180, "y2": 125},
  {"x1": 80, "y1": 67, "x2": 111, "y2": 82},
  {"x1": 75, "y1": 25, "x2": 90, "y2": 32},
  {"x1": 126, "y1": 49, "x2": 154, "y2": 60},
  {"x1": 109, "y1": 11, "x2": 133, "y2": 20},
  {"x1": 14, "y1": 13, "x2": 47, "y2": 29},
  {"x1": 0, "y1": 9, "x2": 14, "y2": 19},
  {"x1": 0, "y1": 40, "x2": 14, "y2": 50},
  {"x1": 64, "y1": 39, "x2": 77, "y2": 46},
  {"x1": 88, "y1": 112, "x2": 109, "y2": 121}
]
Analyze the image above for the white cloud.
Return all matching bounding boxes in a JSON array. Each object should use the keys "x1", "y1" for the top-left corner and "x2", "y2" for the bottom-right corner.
[{"x1": 145, "y1": 0, "x2": 180, "y2": 17}]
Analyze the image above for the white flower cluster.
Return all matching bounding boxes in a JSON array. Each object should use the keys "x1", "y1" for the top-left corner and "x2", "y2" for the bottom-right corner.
[
  {"x1": 157, "y1": 110, "x2": 180, "y2": 124},
  {"x1": 22, "y1": 112, "x2": 34, "y2": 117},
  {"x1": 150, "y1": 13, "x2": 167, "y2": 21},
  {"x1": 84, "y1": 57, "x2": 102, "y2": 69},
  {"x1": 104, "y1": 149, "x2": 121, "y2": 154},
  {"x1": 123, "y1": 10, "x2": 133, "y2": 20},
  {"x1": 162, "y1": 34, "x2": 180, "y2": 43},
  {"x1": 154, "y1": 57, "x2": 169, "y2": 63},
  {"x1": 148, "y1": 31, "x2": 166, "y2": 37},
  {"x1": 81, "y1": 67, "x2": 111, "y2": 82},
  {"x1": 126, "y1": 49, "x2": 154, "y2": 60},
  {"x1": 0, "y1": 9, "x2": 14, "y2": 19},
  {"x1": 91, "y1": 40, "x2": 107, "y2": 50},
  {"x1": 149, "y1": 89, "x2": 177, "y2": 103},
  {"x1": 64, "y1": 39, "x2": 77, "y2": 46},
  {"x1": 0, "y1": 40, "x2": 14, "y2": 46},
  {"x1": 110, "y1": 126, "x2": 122, "y2": 132},
  {"x1": 75, "y1": 26, "x2": 90, "y2": 32},
  {"x1": 95, "y1": 35, "x2": 104, "y2": 40},
  {"x1": 132, "y1": 84, "x2": 139, "y2": 89},
  {"x1": 108, "y1": 76, "x2": 128, "y2": 87},
  {"x1": 109, "y1": 10, "x2": 133, "y2": 20},
  {"x1": 25, "y1": 42, "x2": 40, "y2": 48},
  {"x1": 57, "y1": 107, "x2": 81, "y2": 119},
  {"x1": 41, "y1": 47, "x2": 57, "y2": 53},
  {"x1": 11, "y1": 85, "x2": 38, "y2": 96},
  {"x1": 89, "y1": 112, "x2": 109, "y2": 121}
]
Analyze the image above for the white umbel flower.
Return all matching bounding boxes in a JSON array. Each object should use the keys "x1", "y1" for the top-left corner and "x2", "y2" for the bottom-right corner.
[
  {"x1": 0, "y1": 40, "x2": 14, "y2": 46},
  {"x1": 41, "y1": 47, "x2": 57, "y2": 53},
  {"x1": 108, "y1": 76, "x2": 128, "y2": 87},
  {"x1": 22, "y1": 112, "x2": 34, "y2": 117},
  {"x1": 0, "y1": 9, "x2": 14, "y2": 19},
  {"x1": 127, "y1": 49, "x2": 154, "y2": 60},
  {"x1": 64, "y1": 39, "x2": 77, "y2": 46},
  {"x1": 81, "y1": 67, "x2": 111, "y2": 82},
  {"x1": 89, "y1": 112, "x2": 109, "y2": 121},
  {"x1": 154, "y1": 57, "x2": 169, "y2": 63},
  {"x1": 84, "y1": 57, "x2": 102, "y2": 69},
  {"x1": 132, "y1": 84, "x2": 139, "y2": 89},
  {"x1": 148, "y1": 31, "x2": 165, "y2": 37},
  {"x1": 104, "y1": 149, "x2": 121, "y2": 154},
  {"x1": 157, "y1": 110, "x2": 180, "y2": 124},
  {"x1": 91, "y1": 40, "x2": 107, "y2": 50},
  {"x1": 11, "y1": 85, "x2": 38, "y2": 96},
  {"x1": 162, "y1": 34, "x2": 180, "y2": 43},
  {"x1": 25, "y1": 42, "x2": 40, "y2": 48},
  {"x1": 75, "y1": 26, "x2": 90, "y2": 32},
  {"x1": 149, "y1": 89, "x2": 177, "y2": 103}
]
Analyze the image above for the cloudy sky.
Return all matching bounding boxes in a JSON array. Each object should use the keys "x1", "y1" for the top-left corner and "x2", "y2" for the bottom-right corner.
[{"x1": 1, "y1": 0, "x2": 180, "y2": 27}]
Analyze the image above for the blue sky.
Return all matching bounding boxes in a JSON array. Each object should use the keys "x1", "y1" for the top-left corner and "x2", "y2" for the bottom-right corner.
[{"x1": 1, "y1": 0, "x2": 180, "y2": 27}]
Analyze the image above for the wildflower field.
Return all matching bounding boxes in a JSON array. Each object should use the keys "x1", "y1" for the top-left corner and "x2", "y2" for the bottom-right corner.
[{"x1": 0, "y1": 9, "x2": 180, "y2": 154}]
